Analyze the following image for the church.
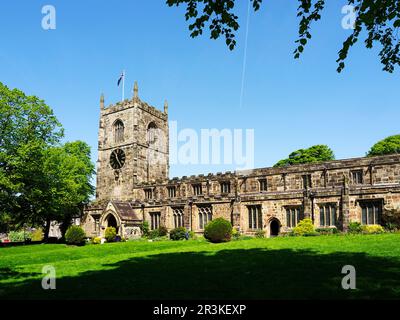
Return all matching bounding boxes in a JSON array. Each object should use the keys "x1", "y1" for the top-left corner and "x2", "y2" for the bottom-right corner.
[{"x1": 82, "y1": 83, "x2": 400, "y2": 238}]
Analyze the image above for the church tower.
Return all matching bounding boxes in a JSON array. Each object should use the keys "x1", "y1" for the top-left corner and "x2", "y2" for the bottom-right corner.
[{"x1": 96, "y1": 82, "x2": 169, "y2": 201}]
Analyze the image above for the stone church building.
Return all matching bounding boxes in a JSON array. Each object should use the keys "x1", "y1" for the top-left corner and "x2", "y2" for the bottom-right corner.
[{"x1": 82, "y1": 83, "x2": 400, "y2": 238}]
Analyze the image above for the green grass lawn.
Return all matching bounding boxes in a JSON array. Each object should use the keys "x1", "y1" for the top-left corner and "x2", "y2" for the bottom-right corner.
[{"x1": 1, "y1": 234, "x2": 400, "y2": 299}]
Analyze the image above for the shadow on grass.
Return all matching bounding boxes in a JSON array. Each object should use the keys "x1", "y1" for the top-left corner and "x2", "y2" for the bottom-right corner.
[
  {"x1": 2, "y1": 248, "x2": 400, "y2": 299},
  {"x1": 0, "y1": 267, "x2": 40, "y2": 280}
]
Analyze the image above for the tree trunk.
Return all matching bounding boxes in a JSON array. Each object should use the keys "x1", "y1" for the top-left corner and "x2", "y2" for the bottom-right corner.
[{"x1": 43, "y1": 218, "x2": 51, "y2": 242}]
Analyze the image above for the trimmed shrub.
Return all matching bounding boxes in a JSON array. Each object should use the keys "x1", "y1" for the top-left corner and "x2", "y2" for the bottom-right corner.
[
  {"x1": 65, "y1": 225, "x2": 86, "y2": 246},
  {"x1": 92, "y1": 237, "x2": 102, "y2": 244},
  {"x1": 158, "y1": 226, "x2": 168, "y2": 237},
  {"x1": 255, "y1": 229, "x2": 265, "y2": 238},
  {"x1": 361, "y1": 224, "x2": 385, "y2": 234},
  {"x1": 8, "y1": 231, "x2": 31, "y2": 242},
  {"x1": 348, "y1": 221, "x2": 362, "y2": 234},
  {"x1": 204, "y1": 218, "x2": 232, "y2": 243},
  {"x1": 31, "y1": 228, "x2": 44, "y2": 241},
  {"x1": 316, "y1": 227, "x2": 338, "y2": 235},
  {"x1": 104, "y1": 227, "x2": 117, "y2": 242},
  {"x1": 170, "y1": 227, "x2": 187, "y2": 240},
  {"x1": 293, "y1": 218, "x2": 315, "y2": 236}
]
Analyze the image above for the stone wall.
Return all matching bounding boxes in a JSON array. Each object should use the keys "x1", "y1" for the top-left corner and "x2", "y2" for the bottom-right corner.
[
  {"x1": 126, "y1": 154, "x2": 400, "y2": 234},
  {"x1": 96, "y1": 89, "x2": 169, "y2": 201},
  {"x1": 84, "y1": 89, "x2": 400, "y2": 237}
]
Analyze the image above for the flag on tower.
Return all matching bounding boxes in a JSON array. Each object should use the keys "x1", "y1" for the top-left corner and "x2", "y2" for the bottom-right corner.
[{"x1": 117, "y1": 72, "x2": 124, "y2": 86}]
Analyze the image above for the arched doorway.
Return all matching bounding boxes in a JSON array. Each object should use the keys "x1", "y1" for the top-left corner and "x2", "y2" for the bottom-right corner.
[
  {"x1": 107, "y1": 214, "x2": 119, "y2": 234},
  {"x1": 270, "y1": 219, "x2": 280, "y2": 237}
]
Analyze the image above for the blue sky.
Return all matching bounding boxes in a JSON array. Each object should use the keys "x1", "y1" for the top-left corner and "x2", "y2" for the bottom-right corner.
[{"x1": 1, "y1": 0, "x2": 399, "y2": 178}]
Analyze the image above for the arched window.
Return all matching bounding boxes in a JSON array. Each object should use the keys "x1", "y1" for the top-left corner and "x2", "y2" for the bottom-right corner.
[
  {"x1": 173, "y1": 208, "x2": 184, "y2": 228},
  {"x1": 198, "y1": 205, "x2": 212, "y2": 230},
  {"x1": 114, "y1": 120, "x2": 124, "y2": 143},
  {"x1": 147, "y1": 122, "x2": 158, "y2": 144}
]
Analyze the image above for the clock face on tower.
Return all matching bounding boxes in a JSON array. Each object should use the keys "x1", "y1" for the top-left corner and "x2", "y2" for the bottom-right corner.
[{"x1": 110, "y1": 149, "x2": 126, "y2": 169}]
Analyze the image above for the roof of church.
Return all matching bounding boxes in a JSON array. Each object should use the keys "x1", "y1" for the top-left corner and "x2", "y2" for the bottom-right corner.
[{"x1": 113, "y1": 201, "x2": 142, "y2": 221}]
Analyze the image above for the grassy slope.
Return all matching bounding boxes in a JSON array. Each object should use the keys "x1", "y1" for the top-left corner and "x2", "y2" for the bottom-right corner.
[{"x1": 0, "y1": 234, "x2": 400, "y2": 299}]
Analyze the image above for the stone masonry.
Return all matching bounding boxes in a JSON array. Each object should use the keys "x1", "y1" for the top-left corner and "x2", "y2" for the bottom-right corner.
[{"x1": 82, "y1": 84, "x2": 400, "y2": 238}]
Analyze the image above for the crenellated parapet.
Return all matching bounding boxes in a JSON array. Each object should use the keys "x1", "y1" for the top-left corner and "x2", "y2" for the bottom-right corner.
[{"x1": 99, "y1": 82, "x2": 167, "y2": 120}]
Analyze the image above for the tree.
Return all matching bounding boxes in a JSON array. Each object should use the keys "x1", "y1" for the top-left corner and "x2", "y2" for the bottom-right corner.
[
  {"x1": 0, "y1": 82, "x2": 63, "y2": 231},
  {"x1": 274, "y1": 145, "x2": 335, "y2": 167},
  {"x1": 0, "y1": 82, "x2": 94, "y2": 239},
  {"x1": 42, "y1": 141, "x2": 95, "y2": 239},
  {"x1": 166, "y1": 0, "x2": 400, "y2": 72},
  {"x1": 367, "y1": 134, "x2": 400, "y2": 157}
]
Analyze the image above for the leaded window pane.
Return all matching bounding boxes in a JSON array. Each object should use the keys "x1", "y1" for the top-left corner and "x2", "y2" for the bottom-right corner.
[
  {"x1": 320, "y1": 207, "x2": 325, "y2": 226},
  {"x1": 292, "y1": 209, "x2": 296, "y2": 228},
  {"x1": 368, "y1": 206, "x2": 374, "y2": 225},
  {"x1": 331, "y1": 207, "x2": 336, "y2": 225},
  {"x1": 198, "y1": 206, "x2": 212, "y2": 229},
  {"x1": 326, "y1": 206, "x2": 331, "y2": 226}
]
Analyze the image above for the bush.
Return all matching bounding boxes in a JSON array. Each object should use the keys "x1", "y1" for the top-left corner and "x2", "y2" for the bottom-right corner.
[
  {"x1": 232, "y1": 227, "x2": 240, "y2": 240},
  {"x1": 348, "y1": 221, "x2": 362, "y2": 234},
  {"x1": 361, "y1": 224, "x2": 385, "y2": 234},
  {"x1": 148, "y1": 229, "x2": 160, "y2": 239},
  {"x1": 140, "y1": 221, "x2": 150, "y2": 237},
  {"x1": 31, "y1": 228, "x2": 44, "y2": 241},
  {"x1": 382, "y1": 208, "x2": 400, "y2": 229},
  {"x1": 158, "y1": 226, "x2": 168, "y2": 237},
  {"x1": 254, "y1": 229, "x2": 265, "y2": 238},
  {"x1": 316, "y1": 227, "x2": 338, "y2": 235},
  {"x1": 204, "y1": 218, "x2": 232, "y2": 243},
  {"x1": 104, "y1": 227, "x2": 117, "y2": 242},
  {"x1": 293, "y1": 218, "x2": 315, "y2": 236},
  {"x1": 92, "y1": 237, "x2": 102, "y2": 244},
  {"x1": 65, "y1": 225, "x2": 86, "y2": 246},
  {"x1": 384, "y1": 222, "x2": 398, "y2": 232},
  {"x1": 8, "y1": 231, "x2": 31, "y2": 242},
  {"x1": 170, "y1": 227, "x2": 187, "y2": 240}
]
